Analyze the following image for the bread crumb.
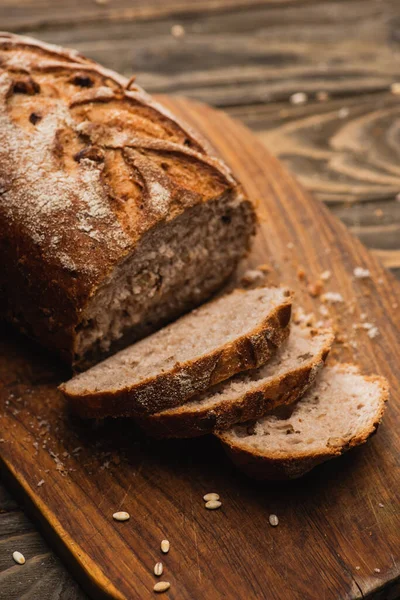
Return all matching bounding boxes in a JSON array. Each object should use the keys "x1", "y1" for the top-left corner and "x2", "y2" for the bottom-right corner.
[
  {"x1": 321, "y1": 292, "x2": 344, "y2": 304},
  {"x1": 297, "y1": 267, "x2": 307, "y2": 281},
  {"x1": 355, "y1": 566, "x2": 360, "y2": 570},
  {"x1": 374, "y1": 568, "x2": 381, "y2": 573},
  {"x1": 378, "y1": 503, "x2": 384, "y2": 508},
  {"x1": 293, "y1": 307, "x2": 315, "y2": 327},
  {"x1": 287, "y1": 242, "x2": 294, "y2": 249},
  {"x1": 319, "y1": 305, "x2": 329, "y2": 317},
  {"x1": 290, "y1": 92, "x2": 308, "y2": 105},
  {"x1": 37, "y1": 479, "x2": 45, "y2": 487},
  {"x1": 338, "y1": 107, "x2": 350, "y2": 119},
  {"x1": 353, "y1": 267, "x2": 371, "y2": 279},
  {"x1": 320, "y1": 270, "x2": 331, "y2": 281},
  {"x1": 307, "y1": 280, "x2": 323, "y2": 297},
  {"x1": 241, "y1": 269, "x2": 266, "y2": 287},
  {"x1": 353, "y1": 322, "x2": 379, "y2": 339},
  {"x1": 367, "y1": 326, "x2": 379, "y2": 339},
  {"x1": 374, "y1": 208, "x2": 383, "y2": 217}
]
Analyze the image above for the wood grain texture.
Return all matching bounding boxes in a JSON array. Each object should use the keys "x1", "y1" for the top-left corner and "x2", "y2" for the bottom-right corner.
[
  {"x1": 0, "y1": 481, "x2": 87, "y2": 600},
  {"x1": 0, "y1": 97, "x2": 399, "y2": 600},
  {"x1": 11, "y1": 0, "x2": 400, "y2": 105}
]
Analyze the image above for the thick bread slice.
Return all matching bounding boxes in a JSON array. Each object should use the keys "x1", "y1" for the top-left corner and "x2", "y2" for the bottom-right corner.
[
  {"x1": 218, "y1": 365, "x2": 389, "y2": 480},
  {"x1": 60, "y1": 286, "x2": 292, "y2": 418},
  {"x1": 138, "y1": 325, "x2": 334, "y2": 438}
]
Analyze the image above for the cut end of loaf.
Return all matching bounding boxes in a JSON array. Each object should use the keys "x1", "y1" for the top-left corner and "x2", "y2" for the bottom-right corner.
[
  {"x1": 60, "y1": 285, "x2": 293, "y2": 417},
  {"x1": 74, "y1": 191, "x2": 257, "y2": 367},
  {"x1": 218, "y1": 364, "x2": 389, "y2": 480},
  {"x1": 138, "y1": 323, "x2": 334, "y2": 438}
]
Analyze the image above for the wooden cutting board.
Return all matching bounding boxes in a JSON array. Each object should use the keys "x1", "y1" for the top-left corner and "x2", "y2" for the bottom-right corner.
[{"x1": 0, "y1": 97, "x2": 399, "y2": 600}]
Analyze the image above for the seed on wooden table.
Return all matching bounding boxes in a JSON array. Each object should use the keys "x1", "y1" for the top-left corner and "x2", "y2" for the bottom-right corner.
[
  {"x1": 154, "y1": 581, "x2": 170, "y2": 593},
  {"x1": 203, "y1": 493, "x2": 220, "y2": 502},
  {"x1": 112, "y1": 511, "x2": 130, "y2": 522},
  {"x1": 154, "y1": 562, "x2": 163, "y2": 576},
  {"x1": 269, "y1": 514, "x2": 279, "y2": 527},
  {"x1": 12, "y1": 551, "x2": 25, "y2": 565},
  {"x1": 205, "y1": 500, "x2": 222, "y2": 510},
  {"x1": 160, "y1": 539, "x2": 170, "y2": 553}
]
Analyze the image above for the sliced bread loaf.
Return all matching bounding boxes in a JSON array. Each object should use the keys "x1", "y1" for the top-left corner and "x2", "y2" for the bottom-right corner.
[
  {"x1": 0, "y1": 33, "x2": 256, "y2": 368},
  {"x1": 60, "y1": 286, "x2": 292, "y2": 418},
  {"x1": 218, "y1": 365, "x2": 389, "y2": 480},
  {"x1": 138, "y1": 325, "x2": 334, "y2": 438}
]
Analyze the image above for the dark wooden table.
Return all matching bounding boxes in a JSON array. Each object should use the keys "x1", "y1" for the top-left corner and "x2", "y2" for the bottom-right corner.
[{"x1": 0, "y1": 1, "x2": 399, "y2": 598}]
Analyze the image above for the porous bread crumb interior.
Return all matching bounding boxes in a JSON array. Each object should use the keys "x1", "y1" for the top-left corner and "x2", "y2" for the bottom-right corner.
[
  {"x1": 75, "y1": 193, "x2": 255, "y2": 361},
  {"x1": 66, "y1": 286, "x2": 289, "y2": 394},
  {"x1": 158, "y1": 324, "x2": 332, "y2": 415},
  {"x1": 228, "y1": 366, "x2": 383, "y2": 455}
]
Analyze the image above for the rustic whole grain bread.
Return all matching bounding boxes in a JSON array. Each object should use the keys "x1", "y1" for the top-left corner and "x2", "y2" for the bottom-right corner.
[
  {"x1": 60, "y1": 286, "x2": 292, "y2": 418},
  {"x1": 0, "y1": 33, "x2": 256, "y2": 368},
  {"x1": 138, "y1": 324, "x2": 334, "y2": 438},
  {"x1": 218, "y1": 364, "x2": 389, "y2": 480}
]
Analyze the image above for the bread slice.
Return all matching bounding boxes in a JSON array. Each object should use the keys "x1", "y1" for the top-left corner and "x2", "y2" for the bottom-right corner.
[
  {"x1": 60, "y1": 286, "x2": 292, "y2": 418},
  {"x1": 138, "y1": 325, "x2": 334, "y2": 438},
  {"x1": 218, "y1": 365, "x2": 389, "y2": 480}
]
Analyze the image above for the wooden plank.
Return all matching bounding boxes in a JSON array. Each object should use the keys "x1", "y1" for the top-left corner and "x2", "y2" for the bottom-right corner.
[
  {"x1": 9, "y1": 0, "x2": 400, "y2": 106},
  {"x1": 0, "y1": 96, "x2": 399, "y2": 600},
  {"x1": 0, "y1": 0, "x2": 295, "y2": 31}
]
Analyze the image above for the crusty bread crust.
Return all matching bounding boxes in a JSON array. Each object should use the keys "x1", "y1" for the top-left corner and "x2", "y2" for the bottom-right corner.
[
  {"x1": 0, "y1": 33, "x2": 255, "y2": 367},
  {"x1": 138, "y1": 329, "x2": 334, "y2": 438},
  {"x1": 217, "y1": 367, "x2": 389, "y2": 480},
  {"x1": 60, "y1": 292, "x2": 293, "y2": 418}
]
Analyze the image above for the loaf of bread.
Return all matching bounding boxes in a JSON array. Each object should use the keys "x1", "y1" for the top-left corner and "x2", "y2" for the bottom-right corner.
[{"x1": 0, "y1": 33, "x2": 256, "y2": 367}]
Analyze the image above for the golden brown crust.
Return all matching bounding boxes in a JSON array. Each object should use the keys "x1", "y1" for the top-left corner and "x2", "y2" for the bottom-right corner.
[
  {"x1": 0, "y1": 33, "x2": 252, "y2": 365},
  {"x1": 61, "y1": 295, "x2": 293, "y2": 418},
  {"x1": 217, "y1": 370, "x2": 389, "y2": 480},
  {"x1": 138, "y1": 330, "x2": 334, "y2": 438}
]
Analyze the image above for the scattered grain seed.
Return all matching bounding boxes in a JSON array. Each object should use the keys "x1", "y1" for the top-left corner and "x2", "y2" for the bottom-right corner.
[
  {"x1": 205, "y1": 500, "x2": 222, "y2": 510},
  {"x1": 374, "y1": 568, "x2": 381, "y2": 573},
  {"x1": 390, "y1": 82, "x2": 400, "y2": 95},
  {"x1": 154, "y1": 581, "x2": 170, "y2": 593},
  {"x1": 161, "y1": 539, "x2": 170, "y2": 553},
  {"x1": 154, "y1": 562, "x2": 163, "y2": 577},
  {"x1": 112, "y1": 511, "x2": 130, "y2": 522},
  {"x1": 12, "y1": 551, "x2": 25, "y2": 565},
  {"x1": 203, "y1": 493, "x2": 220, "y2": 502},
  {"x1": 269, "y1": 514, "x2": 279, "y2": 527},
  {"x1": 171, "y1": 24, "x2": 185, "y2": 38}
]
